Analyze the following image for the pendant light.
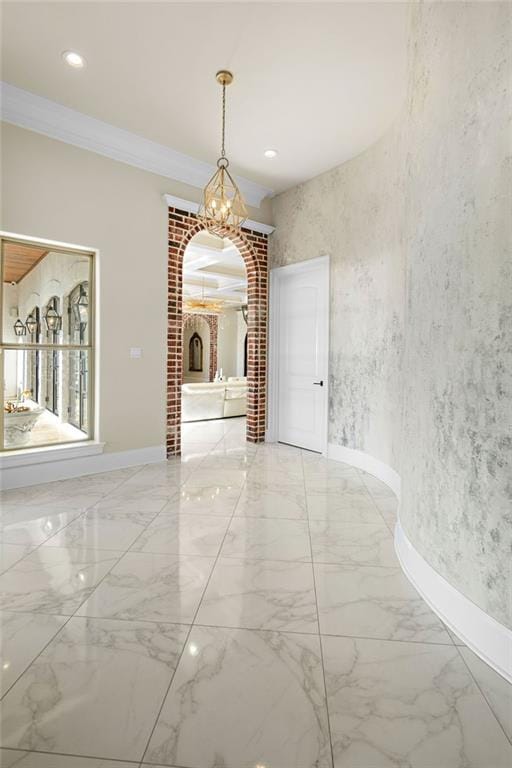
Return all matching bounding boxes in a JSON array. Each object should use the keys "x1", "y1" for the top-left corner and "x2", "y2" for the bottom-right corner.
[
  {"x1": 184, "y1": 278, "x2": 225, "y2": 314},
  {"x1": 199, "y1": 70, "x2": 248, "y2": 230}
]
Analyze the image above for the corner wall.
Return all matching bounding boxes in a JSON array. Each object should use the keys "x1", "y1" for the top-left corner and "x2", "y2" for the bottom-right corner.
[{"x1": 269, "y1": 2, "x2": 512, "y2": 629}]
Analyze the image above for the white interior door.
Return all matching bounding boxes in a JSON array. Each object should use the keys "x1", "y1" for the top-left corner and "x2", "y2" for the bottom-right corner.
[{"x1": 275, "y1": 256, "x2": 329, "y2": 452}]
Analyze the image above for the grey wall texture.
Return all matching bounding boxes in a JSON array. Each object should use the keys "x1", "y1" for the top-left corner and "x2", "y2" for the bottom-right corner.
[{"x1": 269, "y1": 2, "x2": 512, "y2": 628}]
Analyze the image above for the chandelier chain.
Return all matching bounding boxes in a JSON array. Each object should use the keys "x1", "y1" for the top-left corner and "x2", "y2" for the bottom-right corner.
[{"x1": 221, "y1": 82, "x2": 226, "y2": 158}]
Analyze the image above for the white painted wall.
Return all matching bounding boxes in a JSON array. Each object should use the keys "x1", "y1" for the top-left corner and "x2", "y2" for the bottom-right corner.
[
  {"x1": 217, "y1": 309, "x2": 241, "y2": 380},
  {"x1": 235, "y1": 310, "x2": 247, "y2": 377}
]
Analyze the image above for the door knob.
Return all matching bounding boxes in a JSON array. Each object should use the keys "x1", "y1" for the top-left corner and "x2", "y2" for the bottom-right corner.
[{"x1": 313, "y1": 380, "x2": 324, "y2": 386}]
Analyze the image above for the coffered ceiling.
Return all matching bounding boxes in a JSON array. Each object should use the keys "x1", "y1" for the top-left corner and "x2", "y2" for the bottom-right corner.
[
  {"x1": 184, "y1": 232, "x2": 247, "y2": 308},
  {"x1": 1, "y1": 2, "x2": 407, "y2": 197}
]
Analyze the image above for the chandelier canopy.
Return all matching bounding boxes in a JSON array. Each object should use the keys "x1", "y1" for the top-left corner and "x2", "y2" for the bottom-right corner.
[{"x1": 199, "y1": 70, "x2": 248, "y2": 230}]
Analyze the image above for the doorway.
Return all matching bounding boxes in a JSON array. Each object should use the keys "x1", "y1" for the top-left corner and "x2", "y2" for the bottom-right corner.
[
  {"x1": 269, "y1": 255, "x2": 329, "y2": 453},
  {"x1": 166, "y1": 205, "x2": 269, "y2": 456}
]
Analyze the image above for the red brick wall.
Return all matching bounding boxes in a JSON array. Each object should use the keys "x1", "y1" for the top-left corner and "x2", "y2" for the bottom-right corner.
[
  {"x1": 167, "y1": 207, "x2": 268, "y2": 456},
  {"x1": 183, "y1": 312, "x2": 218, "y2": 383}
]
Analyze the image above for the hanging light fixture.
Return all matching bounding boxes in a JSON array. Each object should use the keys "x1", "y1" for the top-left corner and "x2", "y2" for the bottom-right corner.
[
  {"x1": 184, "y1": 278, "x2": 225, "y2": 314},
  {"x1": 199, "y1": 70, "x2": 248, "y2": 230},
  {"x1": 25, "y1": 313, "x2": 39, "y2": 335},
  {"x1": 73, "y1": 284, "x2": 89, "y2": 324},
  {"x1": 14, "y1": 318, "x2": 27, "y2": 336},
  {"x1": 44, "y1": 305, "x2": 61, "y2": 332}
]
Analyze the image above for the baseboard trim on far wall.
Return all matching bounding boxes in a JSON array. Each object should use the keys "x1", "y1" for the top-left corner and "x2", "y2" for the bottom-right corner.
[
  {"x1": 0, "y1": 443, "x2": 166, "y2": 490},
  {"x1": 395, "y1": 522, "x2": 512, "y2": 683},
  {"x1": 327, "y1": 441, "x2": 511, "y2": 684},
  {"x1": 327, "y1": 442, "x2": 401, "y2": 498}
]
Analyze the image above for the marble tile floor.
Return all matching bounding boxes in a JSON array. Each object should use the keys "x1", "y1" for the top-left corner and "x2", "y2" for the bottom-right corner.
[{"x1": 0, "y1": 417, "x2": 510, "y2": 768}]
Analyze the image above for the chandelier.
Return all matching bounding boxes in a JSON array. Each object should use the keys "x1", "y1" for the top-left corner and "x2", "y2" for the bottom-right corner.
[
  {"x1": 184, "y1": 279, "x2": 225, "y2": 314},
  {"x1": 199, "y1": 70, "x2": 248, "y2": 230}
]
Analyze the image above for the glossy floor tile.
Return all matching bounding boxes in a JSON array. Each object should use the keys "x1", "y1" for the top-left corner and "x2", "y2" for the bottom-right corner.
[
  {"x1": 322, "y1": 635, "x2": 512, "y2": 768},
  {"x1": 0, "y1": 543, "x2": 36, "y2": 574},
  {"x1": 77, "y1": 551, "x2": 215, "y2": 624},
  {"x1": 221, "y1": 516, "x2": 312, "y2": 561},
  {"x1": 309, "y1": 520, "x2": 397, "y2": 566},
  {"x1": 0, "y1": 510, "x2": 83, "y2": 547},
  {"x1": 0, "y1": 546, "x2": 119, "y2": 615},
  {"x1": 235, "y1": 480, "x2": 307, "y2": 519},
  {"x1": 130, "y1": 513, "x2": 231, "y2": 557},
  {"x1": 0, "y1": 751, "x2": 139, "y2": 767},
  {"x1": 459, "y1": 646, "x2": 512, "y2": 741},
  {"x1": 314, "y1": 563, "x2": 452, "y2": 643},
  {"x1": 167, "y1": 484, "x2": 241, "y2": 516},
  {"x1": 42, "y1": 509, "x2": 157, "y2": 551},
  {"x1": 196, "y1": 557, "x2": 318, "y2": 633},
  {"x1": 0, "y1": 418, "x2": 509, "y2": 767},
  {"x1": 306, "y1": 492, "x2": 383, "y2": 523},
  {"x1": 0, "y1": 617, "x2": 189, "y2": 761},
  {"x1": 144, "y1": 625, "x2": 332, "y2": 768},
  {"x1": 0, "y1": 612, "x2": 68, "y2": 696}
]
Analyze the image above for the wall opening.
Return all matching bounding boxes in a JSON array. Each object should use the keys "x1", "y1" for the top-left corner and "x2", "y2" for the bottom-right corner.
[{"x1": 167, "y1": 207, "x2": 268, "y2": 456}]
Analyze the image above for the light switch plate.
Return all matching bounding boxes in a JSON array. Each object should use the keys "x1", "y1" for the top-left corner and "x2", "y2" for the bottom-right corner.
[{"x1": 129, "y1": 347, "x2": 142, "y2": 359}]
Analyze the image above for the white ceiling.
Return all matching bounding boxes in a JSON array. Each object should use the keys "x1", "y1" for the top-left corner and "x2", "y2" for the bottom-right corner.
[
  {"x1": 184, "y1": 231, "x2": 247, "y2": 307},
  {"x1": 1, "y1": 2, "x2": 407, "y2": 196}
]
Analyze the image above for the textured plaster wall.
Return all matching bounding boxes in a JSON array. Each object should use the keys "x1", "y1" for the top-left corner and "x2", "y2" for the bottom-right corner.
[
  {"x1": 270, "y1": 124, "x2": 405, "y2": 472},
  {"x1": 269, "y1": 2, "x2": 512, "y2": 627},
  {"x1": 401, "y1": 2, "x2": 512, "y2": 627}
]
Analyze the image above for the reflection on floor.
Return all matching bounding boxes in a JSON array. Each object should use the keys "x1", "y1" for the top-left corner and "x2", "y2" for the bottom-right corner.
[{"x1": 0, "y1": 416, "x2": 510, "y2": 767}]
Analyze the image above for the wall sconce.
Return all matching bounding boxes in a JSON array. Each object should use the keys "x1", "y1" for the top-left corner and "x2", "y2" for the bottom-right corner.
[
  {"x1": 73, "y1": 286, "x2": 89, "y2": 324},
  {"x1": 44, "y1": 306, "x2": 61, "y2": 332},
  {"x1": 25, "y1": 313, "x2": 39, "y2": 335},
  {"x1": 14, "y1": 318, "x2": 27, "y2": 336}
]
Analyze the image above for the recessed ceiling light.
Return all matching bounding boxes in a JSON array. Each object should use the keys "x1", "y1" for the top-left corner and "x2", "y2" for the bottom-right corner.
[
  {"x1": 62, "y1": 50, "x2": 86, "y2": 69},
  {"x1": 264, "y1": 149, "x2": 278, "y2": 159}
]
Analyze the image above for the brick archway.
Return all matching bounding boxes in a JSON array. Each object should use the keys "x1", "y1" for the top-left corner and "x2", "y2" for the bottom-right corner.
[{"x1": 167, "y1": 205, "x2": 268, "y2": 456}]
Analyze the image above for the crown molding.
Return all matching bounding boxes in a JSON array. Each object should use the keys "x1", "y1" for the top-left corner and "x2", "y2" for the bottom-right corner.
[
  {"x1": 163, "y1": 194, "x2": 275, "y2": 236},
  {"x1": 1, "y1": 81, "x2": 273, "y2": 209}
]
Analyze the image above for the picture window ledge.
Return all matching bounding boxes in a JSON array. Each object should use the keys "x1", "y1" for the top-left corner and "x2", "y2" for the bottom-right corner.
[{"x1": 0, "y1": 440, "x2": 105, "y2": 469}]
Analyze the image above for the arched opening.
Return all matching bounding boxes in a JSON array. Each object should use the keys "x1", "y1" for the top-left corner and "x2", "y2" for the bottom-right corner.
[
  {"x1": 167, "y1": 207, "x2": 268, "y2": 456},
  {"x1": 180, "y1": 229, "x2": 248, "y2": 424},
  {"x1": 189, "y1": 332, "x2": 204, "y2": 372}
]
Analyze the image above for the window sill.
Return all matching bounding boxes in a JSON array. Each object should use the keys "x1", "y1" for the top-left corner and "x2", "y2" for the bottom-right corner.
[{"x1": 0, "y1": 440, "x2": 105, "y2": 469}]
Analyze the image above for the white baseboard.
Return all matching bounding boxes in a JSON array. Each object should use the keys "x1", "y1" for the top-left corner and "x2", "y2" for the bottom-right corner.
[
  {"x1": 0, "y1": 444, "x2": 166, "y2": 490},
  {"x1": 327, "y1": 442, "x2": 401, "y2": 498},
  {"x1": 395, "y1": 522, "x2": 512, "y2": 683},
  {"x1": 327, "y1": 442, "x2": 511, "y2": 683}
]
